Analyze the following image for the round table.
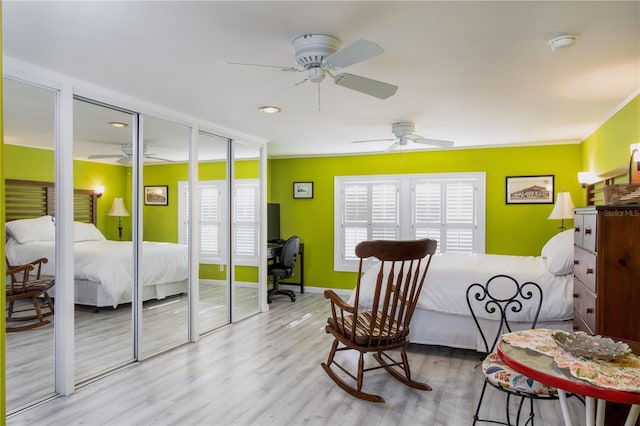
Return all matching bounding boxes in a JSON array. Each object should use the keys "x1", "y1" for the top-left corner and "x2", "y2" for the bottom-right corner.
[{"x1": 498, "y1": 339, "x2": 640, "y2": 426}]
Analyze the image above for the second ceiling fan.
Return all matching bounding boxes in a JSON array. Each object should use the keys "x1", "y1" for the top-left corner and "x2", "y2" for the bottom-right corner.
[
  {"x1": 227, "y1": 34, "x2": 398, "y2": 106},
  {"x1": 352, "y1": 122, "x2": 455, "y2": 152}
]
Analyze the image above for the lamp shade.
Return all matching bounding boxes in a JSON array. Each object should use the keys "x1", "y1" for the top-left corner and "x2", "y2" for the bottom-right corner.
[
  {"x1": 548, "y1": 192, "x2": 575, "y2": 220},
  {"x1": 108, "y1": 198, "x2": 129, "y2": 217}
]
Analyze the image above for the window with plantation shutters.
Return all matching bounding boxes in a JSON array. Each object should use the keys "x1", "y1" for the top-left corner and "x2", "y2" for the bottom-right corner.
[
  {"x1": 341, "y1": 181, "x2": 399, "y2": 262},
  {"x1": 234, "y1": 182, "x2": 259, "y2": 262},
  {"x1": 335, "y1": 173, "x2": 485, "y2": 271},
  {"x1": 413, "y1": 179, "x2": 477, "y2": 254},
  {"x1": 178, "y1": 181, "x2": 227, "y2": 264},
  {"x1": 178, "y1": 179, "x2": 259, "y2": 265}
]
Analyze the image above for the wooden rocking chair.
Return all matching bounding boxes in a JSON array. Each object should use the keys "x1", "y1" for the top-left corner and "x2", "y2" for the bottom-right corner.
[
  {"x1": 6, "y1": 257, "x2": 55, "y2": 332},
  {"x1": 321, "y1": 238, "x2": 437, "y2": 403}
]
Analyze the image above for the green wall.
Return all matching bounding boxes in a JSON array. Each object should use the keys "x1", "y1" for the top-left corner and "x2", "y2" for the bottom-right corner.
[
  {"x1": 581, "y1": 95, "x2": 640, "y2": 179},
  {"x1": 269, "y1": 144, "x2": 583, "y2": 290},
  {"x1": 1, "y1": 20, "x2": 6, "y2": 416}
]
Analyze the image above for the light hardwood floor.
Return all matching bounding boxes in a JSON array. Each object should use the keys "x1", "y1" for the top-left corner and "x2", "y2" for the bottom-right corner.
[{"x1": 7, "y1": 293, "x2": 584, "y2": 425}]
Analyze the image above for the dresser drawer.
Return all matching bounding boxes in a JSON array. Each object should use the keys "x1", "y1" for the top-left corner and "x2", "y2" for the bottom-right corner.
[
  {"x1": 574, "y1": 212, "x2": 597, "y2": 251},
  {"x1": 574, "y1": 247, "x2": 596, "y2": 293},
  {"x1": 582, "y1": 213, "x2": 597, "y2": 252},
  {"x1": 573, "y1": 214, "x2": 584, "y2": 247},
  {"x1": 573, "y1": 278, "x2": 596, "y2": 333}
]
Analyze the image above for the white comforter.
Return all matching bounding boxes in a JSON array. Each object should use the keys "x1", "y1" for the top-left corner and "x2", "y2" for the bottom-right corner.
[
  {"x1": 5, "y1": 238, "x2": 188, "y2": 307},
  {"x1": 349, "y1": 253, "x2": 573, "y2": 322}
]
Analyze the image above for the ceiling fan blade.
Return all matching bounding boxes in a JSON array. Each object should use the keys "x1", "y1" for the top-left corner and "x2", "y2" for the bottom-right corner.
[
  {"x1": 225, "y1": 61, "x2": 300, "y2": 73},
  {"x1": 333, "y1": 73, "x2": 398, "y2": 100},
  {"x1": 351, "y1": 138, "x2": 395, "y2": 144},
  {"x1": 325, "y1": 39, "x2": 384, "y2": 69},
  {"x1": 408, "y1": 135, "x2": 455, "y2": 148},
  {"x1": 88, "y1": 154, "x2": 124, "y2": 159},
  {"x1": 385, "y1": 141, "x2": 401, "y2": 152},
  {"x1": 116, "y1": 157, "x2": 131, "y2": 165},
  {"x1": 145, "y1": 156, "x2": 175, "y2": 163}
]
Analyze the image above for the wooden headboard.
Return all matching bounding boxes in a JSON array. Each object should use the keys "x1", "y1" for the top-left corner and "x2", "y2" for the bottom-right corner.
[
  {"x1": 5, "y1": 179, "x2": 97, "y2": 225},
  {"x1": 584, "y1": 166, "x2": 633, "y2": 206}
]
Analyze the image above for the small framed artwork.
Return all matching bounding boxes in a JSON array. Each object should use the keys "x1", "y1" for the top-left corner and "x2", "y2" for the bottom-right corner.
[
  {"x1": 506, "y1": 175, "x2": 554, "y2": 204},
  {"x1": 144, "y1": 185, "x2": 168, "y2": 206},
  {"x1": 293, "y1": 181, "x2": 314, "y2": 199}
]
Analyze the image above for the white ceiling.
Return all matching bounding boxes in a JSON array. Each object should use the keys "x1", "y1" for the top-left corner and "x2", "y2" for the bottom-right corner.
[{"x1": 3, "y1": 1, "x2": 639, "y2": 159}]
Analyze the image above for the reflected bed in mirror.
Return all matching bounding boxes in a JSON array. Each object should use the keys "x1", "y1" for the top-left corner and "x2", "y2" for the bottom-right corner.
[{"x1": 4, "y1": 179, "x2": 188, "y2": 308}]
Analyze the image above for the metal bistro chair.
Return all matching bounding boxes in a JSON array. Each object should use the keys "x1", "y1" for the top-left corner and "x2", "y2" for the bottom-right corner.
[{"x1": 466, "y1": 274, "x2": 561, "y2": 426}]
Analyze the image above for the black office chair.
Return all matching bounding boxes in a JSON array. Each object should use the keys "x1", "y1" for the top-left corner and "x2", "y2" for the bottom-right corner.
[{"x1": 268, "y1": 235, "x2": 300, "y2": 303}]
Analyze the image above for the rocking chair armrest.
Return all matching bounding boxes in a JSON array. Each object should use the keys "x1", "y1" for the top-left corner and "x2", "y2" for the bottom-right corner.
[
  {"x1": 7, "y1": 263, "x2": 35, "y2": 276},
  {"x1": 28, "y1": 258, "x2": 48, "y2": 278},
  {"x1": 323, "y1": 289, "x2": 356, "y2": 314}
]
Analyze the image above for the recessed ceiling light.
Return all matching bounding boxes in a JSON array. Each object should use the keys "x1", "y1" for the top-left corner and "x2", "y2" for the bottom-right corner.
[
  {"x1": 109, "y1": 121, "x2": 128, "y2": 128},
  {"x1": 548, "y1": 34, "x2": 578, "y2": 52},
  {"x1": 258, "y1": 106, "x2": 281, "y2": 114}
]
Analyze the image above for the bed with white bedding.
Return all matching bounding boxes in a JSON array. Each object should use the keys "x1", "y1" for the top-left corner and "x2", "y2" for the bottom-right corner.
[
  {"x1": 4, "y1": 180, "x2": 189, "y2": 308},
  {"x1": 5, "y1": 215, "x2": 188, "y2": 308},
  {"x1": 349, "y1": 230, "x2": 575, "y2": 351}
]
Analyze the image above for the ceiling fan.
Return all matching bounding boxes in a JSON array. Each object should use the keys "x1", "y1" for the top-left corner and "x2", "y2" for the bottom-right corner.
[
  {"x1": 227, "y1": 34, "x2": 398, "y2": 106},
  {"x1": 88, "y1": 144, "x2": 174, "y2": 164},
  {"x1": 352, "y1": 122, "x2": 455, "y2": 152}
]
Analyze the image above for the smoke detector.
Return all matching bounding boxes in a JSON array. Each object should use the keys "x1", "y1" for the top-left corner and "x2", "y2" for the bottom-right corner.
[{"x1": 548, "y1": 34, "x2": 578, "y2": 52}]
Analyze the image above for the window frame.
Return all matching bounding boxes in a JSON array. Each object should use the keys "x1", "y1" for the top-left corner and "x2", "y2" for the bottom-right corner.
[
  {"x1": 178, "y1": 178, "x2": 260, "y2": 266},
  {"x1": 334, "y1": 172, "x2": 486, "y2": 272}
]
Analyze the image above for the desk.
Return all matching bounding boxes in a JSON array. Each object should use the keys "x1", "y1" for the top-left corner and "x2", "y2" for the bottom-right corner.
[
  {"x1": 267, "y1": 242, "x2": 304, "y2": 293},
  {"x1": 498, "y1": 330, "x2": 640, "y2": 426}
]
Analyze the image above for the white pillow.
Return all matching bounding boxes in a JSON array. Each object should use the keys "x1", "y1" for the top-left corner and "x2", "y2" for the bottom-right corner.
[
  {"x1": 541, "y1": 229, "x2": 574, "y2": 275},
  {"x1": 74, "y1": 221, "x2": 106, "y2": 242},
  {"x1": 5, "y1": 215, "x2": 55, "y2": 244}
]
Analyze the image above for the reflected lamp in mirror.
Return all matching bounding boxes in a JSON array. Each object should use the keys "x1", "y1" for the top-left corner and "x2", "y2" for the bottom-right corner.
[
  {"x1": 108, "y1": 197, "x2": 129, "y2": 241},
  {"x1": 94, "y1": 185, "x2": 105, "y2": 198},
  {"x1": 548, "y1": 192, "x2": 575, "y2": 232}
]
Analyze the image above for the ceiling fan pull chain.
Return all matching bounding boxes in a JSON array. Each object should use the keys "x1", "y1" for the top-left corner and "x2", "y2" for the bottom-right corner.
[{"x1": 317, "y1": 83, "x2": 321, "y2": 112}]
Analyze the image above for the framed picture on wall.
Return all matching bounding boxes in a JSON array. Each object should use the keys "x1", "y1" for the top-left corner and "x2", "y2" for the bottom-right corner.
[
  {"x1": 506, "y1": 175, "x2": 554, "y2": 204},
  {"x1": 293, "y1": 182, "x2": 314, "y2": 199},
  {"x1": 144, "y1": 185, "x2": 168, "y2": 206}
]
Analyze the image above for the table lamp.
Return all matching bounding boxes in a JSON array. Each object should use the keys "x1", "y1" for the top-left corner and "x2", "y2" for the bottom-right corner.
[
  {"x1": 548, "y1": 192, "x2": 574, "y2": 231},
  {"x1": 108, "y1": 197, "x2": 129, "y2": 241}
]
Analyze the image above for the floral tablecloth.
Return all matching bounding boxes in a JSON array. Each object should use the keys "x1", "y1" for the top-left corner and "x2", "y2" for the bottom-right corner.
[{"x1": 502, "y1": 328, "x2": 640, "y2": 393}]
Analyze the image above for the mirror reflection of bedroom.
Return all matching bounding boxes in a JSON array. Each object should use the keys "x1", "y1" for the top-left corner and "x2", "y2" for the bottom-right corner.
[{"x1": 3, "y1": 77, "x2": 263, "y2": 412}]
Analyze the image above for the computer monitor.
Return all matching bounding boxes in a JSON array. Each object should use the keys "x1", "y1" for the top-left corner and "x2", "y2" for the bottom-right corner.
[{"x1": 267, "y1": 203, "x2": 280, "y2": 242}]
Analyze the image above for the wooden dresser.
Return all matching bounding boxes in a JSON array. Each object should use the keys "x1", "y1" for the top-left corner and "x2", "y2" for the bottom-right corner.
[{"x1": 573, "y1": 206, "x2": 640, "y2": 342}]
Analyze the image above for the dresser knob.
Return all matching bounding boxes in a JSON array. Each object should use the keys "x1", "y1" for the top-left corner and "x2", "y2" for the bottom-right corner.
[
  {"x1": 586, "y1": 268, "x2": 594, "y2": 274},
  {"x1": 573, "y1": 293, "x2": 579, "y2": 298},
  {"x1": 585, "y1": 227, "x2": 592, "y2": 235},
  {"x1": 575, "y1": 227, "x2": 580, "y2": 232},
  {"x1": 586, "y1": 308, "x2": 594, "y2": 314},
  {"x1": 574, "y1": 260, "x2": 580, "y2": 265}
]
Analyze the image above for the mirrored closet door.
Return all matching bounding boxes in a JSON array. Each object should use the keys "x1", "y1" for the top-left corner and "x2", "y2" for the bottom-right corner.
[
  {"x1": 231, "y1": 140, "x2": 262, "y2": 321},
  {"x1": 73, "y1": 97, "x2": 136, "y2": 382},
  {"x1": 196, "y1": 130, "x2": 231, "y2": 333},
  {"x1": 3, "y1": 77, "x2": 57, "y2": 411},
  {"x1": 140, "y1": 115, "x2": 191, "y2": 356}
]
